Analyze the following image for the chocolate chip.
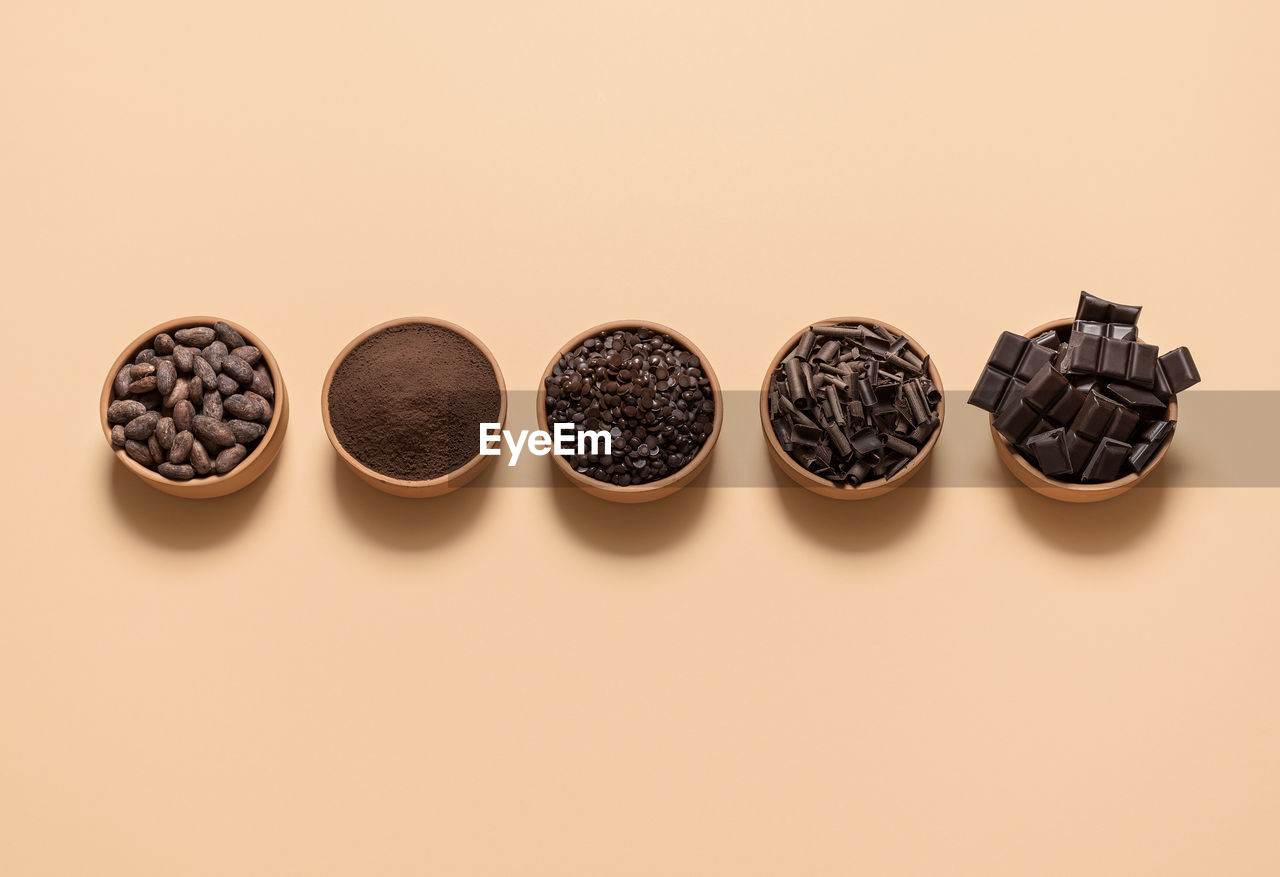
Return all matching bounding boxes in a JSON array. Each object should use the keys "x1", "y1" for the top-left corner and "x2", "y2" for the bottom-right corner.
[{"x1": 545, "y1": 326, "x2": 715, "y2": 486}]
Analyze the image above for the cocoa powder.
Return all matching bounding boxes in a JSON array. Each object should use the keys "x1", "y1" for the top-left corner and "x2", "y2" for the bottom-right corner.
[{"x1": 327, "y1": 323, "x2": 501, "y2": 481}]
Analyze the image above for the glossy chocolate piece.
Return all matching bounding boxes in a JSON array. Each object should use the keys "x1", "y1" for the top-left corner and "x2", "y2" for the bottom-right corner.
[
  {"x1": 993, "y1": 400, "x2": 1039, "y2": 445},
  {"x1": 1080, "y1": 437, "x2": 1132, "y2": 483},
  {"x1": 1028, "y1": 427, "x2": 1073, "y2": 477},
  {"x1": 1159, "y1": 347, "x2": 1201, "y2": 394},
  {"x1": 1076, "y1": 291, "x2": 1142, "y2": 326},
  {"x1": 968, "y1": 332, "x2": 1055, "y2": 411},
  {"x1": 1072, "y1": 319, "x2": 1138, "y2": 341}
]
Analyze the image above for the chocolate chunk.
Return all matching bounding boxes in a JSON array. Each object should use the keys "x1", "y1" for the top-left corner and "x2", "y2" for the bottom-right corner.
[
  {"x1": 1076, "y1": 291, "x2": 1142, "y2": 325},
  {"x1": 1080, "y1": 437, "x2": 1132, "y2": 483},
  {"x1": 1028, "y1": 427, "x2": 1073, "y2": 477},
  {"x1": 1159, "y1": 347, "x2": 1201, "y2": 394}
]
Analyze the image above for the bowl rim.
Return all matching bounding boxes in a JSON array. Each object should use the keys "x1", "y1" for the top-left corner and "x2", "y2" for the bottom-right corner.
[
  {"x1": 758, "y1": 316, "x2": 946, "y2": 494},
  {"x1": 100, "y1": 315, "x2": 288, "y2": 491},
  {"x1": 989, "y1": 318, "x2": 1178, "y2": 493},
  {"x1": 320, "y1": 316, "x2": 508, "y2": 490},
  {"x1": 535, "y1": 319, "x2": 724, "y2": 495}
]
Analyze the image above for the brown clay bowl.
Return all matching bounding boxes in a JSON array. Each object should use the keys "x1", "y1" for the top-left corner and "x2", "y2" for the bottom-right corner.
[
  {"x1": 990, "y1": 318, "x2": 1178, "y2": 503},
  {"x1": 760, "y1": 317, "x2": 945, "y2": 499},
  {"x1": 321, "y1": 317, "x2": 507, "y2": 498},
  {"x1": 536, "y1": 320, "x2": 723, "y2": 503},
  {"x1": 100, "y1": 316, "x2": 290, "y2": 499}
]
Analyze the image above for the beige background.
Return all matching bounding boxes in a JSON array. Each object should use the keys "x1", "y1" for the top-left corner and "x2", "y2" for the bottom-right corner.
[{"x1": 3, "y1": 2, "x2": 1278, "y2": 874}]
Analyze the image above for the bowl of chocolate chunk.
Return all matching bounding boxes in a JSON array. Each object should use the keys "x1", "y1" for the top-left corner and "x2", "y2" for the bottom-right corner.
[
  {"x1": 968, "y1": 292, "x2": 1200, "y2": 502},
  {"x1": 761, "y1": 318, "x2": 945, "y2": 499},
  {"x1": 101, "y1": 317, "x2": 289, "y2": 498},
  {"x1": 322, "y1": 317, "x2": 507, "y2": 498},
  {"x1": 537, "y1": 321, "x2": 722, "y2": 503}
]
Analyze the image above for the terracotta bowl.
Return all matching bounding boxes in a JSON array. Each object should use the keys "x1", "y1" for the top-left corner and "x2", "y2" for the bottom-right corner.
[
  {"x1": 321, "y1": 317, "x2": 507, "y2": 498},
  {"x1": 760, "y1": 317, "x2": 945, "y2": 500},
  {"x1": 536, "y1": 320, "x2": 723, "y2": 503},
  {"x1": 990, "y1": 318, "x2": 1178, "y2": 503},
  {"x1": 100, "y1": 316, "x2": 290, "y2": 499}
]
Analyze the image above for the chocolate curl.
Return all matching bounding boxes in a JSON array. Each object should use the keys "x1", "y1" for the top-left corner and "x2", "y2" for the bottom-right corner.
[
  {"x1": 904, "y1": 380, "x2": 928, "y2": 425},
  {"x1": 801, "y1": 360, "x2": 816, "y2": 398},
  {"x1": 886, "y1": 353, "x2": 922, "y2": 376},
  {"x1": 856, "y1": 377, "x2": 876, "y2": 407},
  {"x1": 783, "y1": 357, "x2": 810, "y2": 409},
  {"x1": 824, "y1": 421, "x2": 853, "y2": 458},
  {"x1": 813, "y1": 340, "x2": 841, "y2": 363},
  {"x1": 779, "y1": 396, "x2": 819, "y2": 430},
  {"x1": 793, "y1": 330, "x2": 817, "y2": 360},
  {"x1": 824, "y1": 385, "x2": 845, "y2": 426},
  {"x1": 812, "y1": 325, "x2": 862, "y2": 339}
]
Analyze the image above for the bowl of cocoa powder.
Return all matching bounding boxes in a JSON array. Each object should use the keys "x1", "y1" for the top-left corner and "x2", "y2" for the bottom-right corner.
[{"x1": 322, "y1": 317, "x2": 507, "y2": 498}]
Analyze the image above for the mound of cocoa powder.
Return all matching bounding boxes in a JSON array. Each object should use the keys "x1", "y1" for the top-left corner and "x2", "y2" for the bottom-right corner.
[{"x1": 327, "y1": 323, "x2": 501, "y2": 481}]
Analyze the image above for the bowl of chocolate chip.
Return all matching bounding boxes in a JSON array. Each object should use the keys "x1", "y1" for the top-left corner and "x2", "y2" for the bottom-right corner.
[
  {"x1": 100, "y1": 317, "x2": 289, "y2": 498},
  {"x1": 967, "y1": 292, "x2": 1200, "y2": 502},
  {"x1": 322, "y1": 317, "x2": 507, "y2": 498},
  {"x1": 537, "y1": 321, "x2": 722, "y2": 503},
  {"x1": 761, "y1": 318, "x2": 945, "y2": 499}
]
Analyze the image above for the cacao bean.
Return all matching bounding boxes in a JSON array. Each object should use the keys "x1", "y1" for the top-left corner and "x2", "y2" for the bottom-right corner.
[
  {"x1": 157, "y1": 462, "x2": 194, "y2": 481},
  {"x1": 193, "y1": 354, "x2": 217, "y2": 387},
  {"x1": 154, "y1": 332, "x2": 175, "y2": 355},
  {"x1": 244, "y1": 391, "x2": 273, "y2": 423},
  {"x1": 188, "y1": 375, "x2": 204, "y2": 408},
  {"x1": 223, "y1": 393, "x2": 263, "y2": 421},
  {"x1": 128, "y1": 375, "x2": 157, "y2": 393},
  {"x1": 202, "y1": 391, "x2": 223, "y2": 420},
  {"x1": 216, "y1": 374, "x2": 238, "y2": 396},
  {"x1": 214, "y1": 320, "x2": 245, "y2": 348},
  {"x1": 124, "y1": 439, "x2": 153, "y2": 466},
  {"x1": 203, "y1": 340, "x2": 228, "y2": 373},
  {"x1": 173, "y1": 345, "x2": 195, "y2": 373},
  {"x1": 156, "y1": 360, "x2": 176, "y2": 396},
  {"x1": 156, "y1": 416, "x2": 176, "y2": 450},
  {"x1": 169, "y1": 430, "x2": 194, "y2": 464},
  {"x1": 113, "y1": 364, "x2": 132, "y2": 397},
  {"x1": 214, "y1": 443, "x2": 248, "y2": 475},
  {"x1": 107, "y1": 399, "x2": 146, "y2": 424},
  {"x1": 134, "y1": 348, "x2": 157, "y2": 365},
  {"x1": 192, "y1": 414, "x2": 235, "y2": 449},
  {"x1": 175, "y1": 326, "x2": 215, "y2": 347},
  {"x1": 250, "y1": 364, "x2": 274, "y2": 401},
  {"x1": 173, "y1": 399, "x2": 195, "y2": 432},
  {"x1": 164, "y1": 377, "x2": 189, "y2": 408},
  {"x1": 147, "y1": 434, "x2": 164, "y2": 464},
  {"x1": 110, "y1": 424, "x2": 126, "y2": 449},
  {"x1": 222, "y1": 354, "x2": 253, "y2": 386},
  {"x1": 231, "y1": 345, "x2": 261, "y2": 366},
  {"x1": 124, "y1": 411, "x2": 160, "y2": 440},
  {"x1": 189, "y1": 440, "x2": 213, "y2": 475},
  {"x1": 129, "y1": 362, "x2": 156, "y2": 379},
  {"x1": 227, "y1": 419, "x2": 266, "y2": 443}
]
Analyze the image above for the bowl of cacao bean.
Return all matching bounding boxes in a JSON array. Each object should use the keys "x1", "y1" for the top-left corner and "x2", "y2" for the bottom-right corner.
[
  {"x1": 761, "y1": 317, "x2": 945, "y2": 499},
  {"x1": 321, "y1": 317, "x2": 507, "y2": 498},
  {"x1": 100, "y1": 317, "x2": 289, "y2": 498},
  {"x1": 536, "y1": 320, "x2": 722, "y2": 503}
]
